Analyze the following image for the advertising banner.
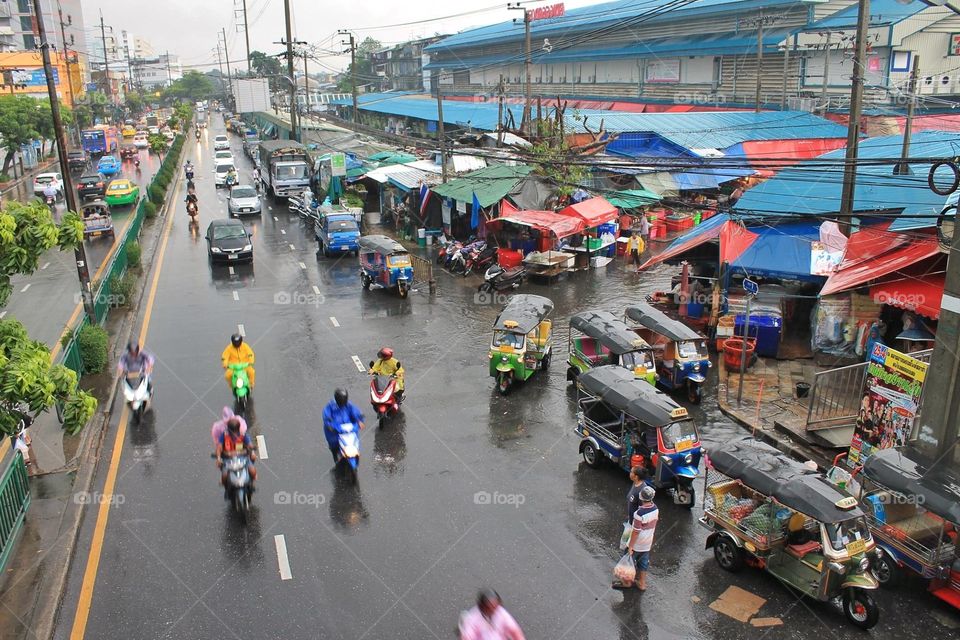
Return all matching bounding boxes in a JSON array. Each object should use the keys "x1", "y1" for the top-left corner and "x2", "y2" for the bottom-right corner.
[{"x1": 849, "y1": 344, "x2": 926, "y2": 466}]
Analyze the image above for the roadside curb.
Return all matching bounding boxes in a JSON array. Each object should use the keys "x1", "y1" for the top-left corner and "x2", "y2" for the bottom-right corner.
[
  {"x1": 22, "y1": 137, "x2": 188, "y2": 640},
  {"x1": 716, "y1": 396, "x2": 832, "y2": 468}
]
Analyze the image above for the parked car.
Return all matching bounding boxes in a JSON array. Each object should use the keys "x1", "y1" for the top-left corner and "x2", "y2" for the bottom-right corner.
[
  {"x1": 206, "y1": 219, "x2": 253, "y2": 263},
  {"x1": 77, "y1": 173, "x2": 107, "y2": 200},
  {"x1": 227, "y1": 184, "x2": 262, "y2": 216},
  {"x1": 67, "y1": 151, "x2": 88, "y2": 172},
  {"x1": 214, "y1": 162, "x2": 236, "y2": 188},
  {"x1": 214, "y1": 135, "x2": 230, "y2": 151},
  {"x1": 133, "y1": 133, "x2": 149, "y2": 149},
  {"x1": 104, "y1": 179, "x2": 140, "y2": 206},
  {"x1": 32, "y1": 172, "x2": 63, "y2": 197},
  {"x1": 97, "y1": 155, "x2": 121, "y2": 176}
]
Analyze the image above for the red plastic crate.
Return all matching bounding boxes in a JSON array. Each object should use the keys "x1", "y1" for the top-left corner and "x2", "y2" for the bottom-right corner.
[{"x1": 498, "y1": 248, "x2": 523, "y2": 269}]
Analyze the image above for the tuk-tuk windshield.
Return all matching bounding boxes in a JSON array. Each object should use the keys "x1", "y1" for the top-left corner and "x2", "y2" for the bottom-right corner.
[
  {"x1": 824, "y1": 517, "x2": 872, "y2": 552},
  {"x1": 678, "y1": 340, "x2": 708, "y2": 359},
  {"x1": 492, "y1": 330, "x2": 525, "y2": 350},
  {"x1": 660, "y1": 419, "x2": 698, "y2": 451},
  {"x1": 621, "y1": 350, "x2": 654, "y2": 370},
  {"x1": 387, "y1": 255, "x2": 411, "y2": 268}
]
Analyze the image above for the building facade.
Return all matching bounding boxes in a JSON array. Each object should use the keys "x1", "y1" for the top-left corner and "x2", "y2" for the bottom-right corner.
[
  {"x1": 0, "y1": 49, "x2": 79, "y2": 105},
  {"x1": 372, "y1": 36, "x2": 445, "y2": 92}
]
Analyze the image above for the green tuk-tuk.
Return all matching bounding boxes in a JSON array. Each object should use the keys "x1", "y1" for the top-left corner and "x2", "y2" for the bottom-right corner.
[
  {"x1": 488, "y1": 294, "x2": 554, "y2": 395},
  {"x1": 566, "y1": 310, "x2": 657, "y2": 385}
]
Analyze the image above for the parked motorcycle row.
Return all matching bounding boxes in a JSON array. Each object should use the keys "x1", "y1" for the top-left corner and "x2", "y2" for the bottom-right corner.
[{"x1": 436, "y1": 238, "x2": 528, "y2": 293}]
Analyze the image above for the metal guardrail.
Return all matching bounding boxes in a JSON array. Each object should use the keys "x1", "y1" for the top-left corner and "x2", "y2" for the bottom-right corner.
[
  {"x1": 409, "y1": 254, "x2": 436, "y2": 295},
  {"x1": 0, "y1": 451, "x2": 30, "y2": 572},
  {"x1": 805, "y1": 349, "x2": 933, "y2": 432}
]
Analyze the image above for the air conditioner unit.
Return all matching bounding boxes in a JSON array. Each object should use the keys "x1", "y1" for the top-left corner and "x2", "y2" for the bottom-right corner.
[{"x1": 786, "y1": 97, "x2": 816, "y2": 112}]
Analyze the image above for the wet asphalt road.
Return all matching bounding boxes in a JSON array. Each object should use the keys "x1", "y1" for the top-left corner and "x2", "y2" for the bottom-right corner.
[{"x1": 50, "y1": 119, "x2": 960, "y2": 640}]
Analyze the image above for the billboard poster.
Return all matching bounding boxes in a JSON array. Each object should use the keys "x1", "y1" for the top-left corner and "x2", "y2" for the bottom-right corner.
[
  {"x1": 11, "y1": 68, "x2": 59, "y2": 87},
  {"x1": 645, "y1": 59, "x2": 680, "y2": 83},
  {"x1": 330, "y1": 152, "x2": 346, "y2": 177},
  {"x1": 849, "y1": 344, "x2": 926, "y2": 466}
]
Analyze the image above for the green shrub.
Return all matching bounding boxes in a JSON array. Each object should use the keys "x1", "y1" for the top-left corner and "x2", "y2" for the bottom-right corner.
[
  {"x1": 149, "y1": 184, "x2": 165, "y2": 204},
  {"x1": 156, "y1": 173, "x2": 170, "y2": 190},
  {"x1": 0, "y1": 172, "x2": 11, "y2": 182},
  {"x1": 126, "y1": 241, "x2": 141, "y2": 268},
  {"x1": 144, "y1": 201, "x2": 157, "y2": 218},
  {"x1": 77, "y1": 324, "x2": 109, "y2": 374},
  {"x1": 108, "y1": 272, "x2": 137, "y2": 307}
]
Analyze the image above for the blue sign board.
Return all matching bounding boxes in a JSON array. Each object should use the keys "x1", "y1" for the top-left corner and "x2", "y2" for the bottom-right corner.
[
  {"x1": 10, "y1": 68, "x2": 59, "y2": 87},
  {"x1": 743, "y1": 278, "x2": 759, "y2": 295}
]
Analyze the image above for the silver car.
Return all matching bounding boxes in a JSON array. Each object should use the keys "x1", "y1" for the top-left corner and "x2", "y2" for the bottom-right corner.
[{"x1": 227, "y1": 184, "x2": 262, "y2": 216}]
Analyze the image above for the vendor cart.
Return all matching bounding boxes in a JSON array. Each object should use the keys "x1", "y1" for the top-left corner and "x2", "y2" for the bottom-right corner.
[{"x1": 81, "y1": 200, "x2": 115, "y2": 240}]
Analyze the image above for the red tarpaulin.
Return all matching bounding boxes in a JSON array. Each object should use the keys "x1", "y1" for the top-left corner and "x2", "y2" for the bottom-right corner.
[
  {"x1": 820, "y1": 233, "x2": 941, "y2": 296},
  {"x1": 870, "y1": 273, "x2": 945, "y2": 319},
  {"x1": 558, "y1": 197, "x2": 618, "y2": 227},
  {"x1": 497, "y1": 210, "x2": 584, "y2": 239}
]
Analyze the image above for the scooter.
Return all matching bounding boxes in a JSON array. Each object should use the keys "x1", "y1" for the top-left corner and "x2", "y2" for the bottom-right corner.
[
  {"x1": 478, "y1": 263, "x2": 525, "y2": 293},
  {"x1": 369, "y1": 370, "x2": 401, "y2": 428},
  {"x1": 464, "y1": 244, "x2": 496, "y2": 276},
  {"x1": 185, "y1": 165, "x2": 195, "y2": 181},
  {"x1": 123, "y1": 372, "x2": 152, "y2": 424},
  {"x1": 186, "y1": 201, "x2": 199, "y2": 225},
  {"x1": 228, "y1": 362, "x2": 251, "y2": 414},
  {"x1": 218, "y1": 453, "x2": 253, "y2": 523},
  {"x1": 336, "y1": 424, "x2": 361, "y2": 483}
]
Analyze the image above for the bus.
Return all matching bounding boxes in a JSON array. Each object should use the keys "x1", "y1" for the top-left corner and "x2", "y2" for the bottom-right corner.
[{"x1": 81, "y1": 125, "x2": 118, "y2": 156}]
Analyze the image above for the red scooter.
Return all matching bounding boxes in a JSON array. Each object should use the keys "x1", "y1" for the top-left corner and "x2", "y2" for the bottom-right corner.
[{"x1": 369, "y1": 373, "x2": 401, "y2": 428}]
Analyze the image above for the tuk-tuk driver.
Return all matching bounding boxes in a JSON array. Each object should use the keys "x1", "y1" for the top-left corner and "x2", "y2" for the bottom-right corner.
[{"x1": 370, "y1": 347, "x2": 404, "y2": 402}]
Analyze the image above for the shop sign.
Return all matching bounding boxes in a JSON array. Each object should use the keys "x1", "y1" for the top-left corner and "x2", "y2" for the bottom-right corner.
[
  {"x1": 530, "y1": 3, "x2": 564, "y2": 21},
  {"x1": 849, "y1": 344, "x2": 926, "y2": 466},
  {"x1": 330, "y1": 152, "x2": 346, "y2": 177},
  {"x1": 950, "y1": 33, "x2": 960, "y2": 56},
  {"x1": 810, "y1": 241, "x2": 844, "y2": 276}
]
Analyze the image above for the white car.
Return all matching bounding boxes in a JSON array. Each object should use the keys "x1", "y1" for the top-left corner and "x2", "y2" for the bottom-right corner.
[
  {"x1": 214, "y1": 150, "x2": 235, "y2": 164},
  {"x1": 214, "y1": 135, "x2": 230, "y2": 151},
  {"x1": 133, "y1": 133, "x2": 149, "y2": 148},
  {"x1": 33, "y1": 172, "x2": 63, "y2": 196},
  {"x1": 147, "y1": 126, "x2": 160, "y2": 135},
  {"x1": 214, "y1": 162, "x2": 236, "y2": 188}
]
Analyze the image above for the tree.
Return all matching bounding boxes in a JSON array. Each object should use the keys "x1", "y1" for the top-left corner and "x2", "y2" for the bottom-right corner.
[
  {"x1": 529, "y1": 113, "x2": 587, "y2": 198},
  {"x1": 0, "y1": 96, "x2": 50, "y2": 173},
  {"x1": 73, "y1": 103, "x2": 93, "y2": 130},
  {"x1": 125, "y1": 90, "x2": 145, "y2": 117},
  {"x1": 337, "y1": 38, "x2": 382, "y2": 93},
  {"x1": 162, "y1": 71, "x2": 217, "y2": 103},
  {"x1": 0, "y1": 200, "x2": 96, "y2": 436},
  {"x1": 249, "y1": 50, "x2": 284, "y2": 94},
  {"x1": 148, "y1": 133, "x2": 167, "y2": 156}
]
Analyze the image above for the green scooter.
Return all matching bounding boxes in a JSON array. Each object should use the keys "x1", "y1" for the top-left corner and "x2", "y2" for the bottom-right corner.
[{"x1": 228, "y1": 362, "x2": 251, "y2": 414}]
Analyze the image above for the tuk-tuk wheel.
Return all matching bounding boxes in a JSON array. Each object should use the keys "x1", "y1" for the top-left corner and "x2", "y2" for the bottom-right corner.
[
  {"x1": 872, "y1": 551, "x2": 899, "y2": 588},
  {"x1": 496, "y1": 372, "x2": 512, "y2": 395},
  {"x1": 676, "y1": 485, "x2": 696, "y2": 509},
  {"x1": 398, "y1": 284, "x2": 409, "y2": 298},
  {"x1": 580, "y1": 441, "x2": 602, "y2": 468},
  {"x1": 842, "y1": 589, "x2": 879, "y2": 630},
  {"x1": 361, "y1": 275, "x2": 371, "y2": 290},
  {"x1": 541, "y1": 352, "x2": 551, "y2": 371},
  {"x1": 687, "y1": 383, "x2": 702, "y2": 404},
  {"x1": 566, "y1": 366, "x2": 579, "y2": 382},
  {"x1": 713, "y1": 535, "x2": 743, "y2": 572}
]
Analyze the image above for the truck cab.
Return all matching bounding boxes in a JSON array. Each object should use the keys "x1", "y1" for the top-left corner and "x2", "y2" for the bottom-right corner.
[{"x1": 315, "y1": 212, "x2": 360, "y2": 257}]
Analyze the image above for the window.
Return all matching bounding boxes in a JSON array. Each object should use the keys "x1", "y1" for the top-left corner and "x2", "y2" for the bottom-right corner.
[
  {"x1": 22, "y1": 34, "x2": 35, "y2": 50},
  {"x1": 17, "y1": 0, "x2": 31, "y2": 13},
  {"x1": 20, "y1": 16, "x2": 32, "y2": 32}
]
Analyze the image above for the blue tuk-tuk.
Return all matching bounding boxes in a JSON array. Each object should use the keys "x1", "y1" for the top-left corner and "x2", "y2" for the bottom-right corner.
[
  {"x1": 625, "y1": 303, "x2": 710, "y2": 404},
  {"x1": 575, "y1": 365, "x2": 701, "y2": 507},
  {"x1": 359, "y1": 235, "x2": 413, "y2": 298}
]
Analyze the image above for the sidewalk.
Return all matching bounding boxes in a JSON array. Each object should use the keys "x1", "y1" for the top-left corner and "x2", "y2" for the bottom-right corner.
[{"x1": 717, "y1": 356, "x2": 837, "y2": 467}]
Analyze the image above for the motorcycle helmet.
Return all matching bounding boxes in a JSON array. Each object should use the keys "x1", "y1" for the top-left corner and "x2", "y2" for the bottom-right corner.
[
  {"x1": 334, "y1": 388, "x2": 348, "y2": 408},
  {"x1": 378, "y1": 347, "x2": 394, "y2": 360},
  {"x1": 126, "y1": 340, "x2": 140, "y2": 356},
  {"x1": 231, "y1": 333, "x2": 243, "y2": 348},
  {"x1": 226, "y1": 417, "x2": 241, "y2": 434}
]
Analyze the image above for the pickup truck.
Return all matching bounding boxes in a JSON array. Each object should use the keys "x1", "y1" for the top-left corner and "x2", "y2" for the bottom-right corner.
[
  {"x1": 258, "y1": 140, "x2": 311, "y2": 199},
  {"x1": 67, "y1": 151, "x2": 88, "y2": 172}
]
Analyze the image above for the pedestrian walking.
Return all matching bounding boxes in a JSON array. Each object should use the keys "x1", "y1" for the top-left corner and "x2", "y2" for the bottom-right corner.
[
  {"x1": 615, "y1": 485, "x2": 659, "y2": 591},
  {"x1": 459, "y1": 589, "x2": 526, "y2": 640},
  {"x1": 639, "y1": 214, "x2": 651, "y2": 240},
  {"x1": 626, "y1": 231, "x2": 644, "y2": 269}
]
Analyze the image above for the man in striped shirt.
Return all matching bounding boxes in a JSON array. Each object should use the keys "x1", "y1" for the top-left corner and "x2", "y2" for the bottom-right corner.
[{"x1": 620, "y1": 485, "x2": 659, "y2": 591}]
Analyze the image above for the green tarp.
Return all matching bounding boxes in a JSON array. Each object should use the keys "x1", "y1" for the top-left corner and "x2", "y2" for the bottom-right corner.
[
  {"x1": 605, "y1": 188, "x2": 662, "y2": 209},
  {"x1": 369, "y1": 151, "x2": 416, "y2": 166},
  {"x1": 430, "y1": 164, "x2": 533, "y2": 207}
]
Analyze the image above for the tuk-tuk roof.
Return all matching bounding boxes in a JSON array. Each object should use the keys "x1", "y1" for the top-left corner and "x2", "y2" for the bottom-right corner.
[
  {"x1": 358, "y1": 234, "x2": 408, "y2": 256},
  {"x1": 577, "y1": 365, "x2": 687, "y2": 427},
  {"x1": 861, "y1": 446, "x2": 960, "y2": 523},
  {"x1": 709, "y1": 437, "x2": 865, "y2": 523},
  {"x1": 80, "y1": 199, "x2": 110, "y2": 211},
  {"x1": 493, "y1": 294, "x2": 554, "y2": 334},
  {"x1": 570, "y1": 310, "x2": 651, "y2": 355},
  {"x1": 625, "y1": 303, "x2": 703, "y2": 342}
]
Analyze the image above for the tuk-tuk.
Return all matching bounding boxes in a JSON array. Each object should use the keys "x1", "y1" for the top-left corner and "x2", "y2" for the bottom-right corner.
[
  {"x1": 625, "y1": 303, "x2": 710, "y2": 403},
  {"x1": 702, "y1": 437, "x2": 880, "y2": 629},
  {"x1": 488, "y1": 294, "x2": 553, "y2": 395},
  {"x1": 566, "y1": 310, "x2": 657, "y2": 385},
  {"x1": 358, "y1": 235, "x2": 413, "y2": 298},
  {"x1": 80, "y1": 200, "x2": 114, "y2": 240},
  {"x1": 575, "y1": 365, "x2": 700, "y2": 506},
  {"x1": 851, "y1": 446, "x2": 960, "y2": 608}
]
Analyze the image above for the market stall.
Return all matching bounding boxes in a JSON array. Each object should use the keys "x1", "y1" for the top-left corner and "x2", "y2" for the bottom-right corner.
[{"x1": 489, "y1": 210, "x2": 583, "y2": 278}]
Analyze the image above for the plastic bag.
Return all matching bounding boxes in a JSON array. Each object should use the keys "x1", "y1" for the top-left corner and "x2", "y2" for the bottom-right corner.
[
  {"x1": 619, "y1": 523, "x2": 632, "y2": 551},
  {"x1": 613, "y1": 552, "x2": 636, "y2": 584}
]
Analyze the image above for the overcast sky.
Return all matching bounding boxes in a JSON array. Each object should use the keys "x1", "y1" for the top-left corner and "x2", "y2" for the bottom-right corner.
[{"x1": 81, "y1": 0, "x2": 597, "y2": 74}]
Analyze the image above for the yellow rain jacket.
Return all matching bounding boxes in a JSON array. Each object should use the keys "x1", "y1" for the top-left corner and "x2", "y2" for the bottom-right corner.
[
  {"x1": 370, "y1": 357, "x2": 404, "y2": 391},
  {"x1": 222, "y1": 343, "x2": 256, "y2": 387}
]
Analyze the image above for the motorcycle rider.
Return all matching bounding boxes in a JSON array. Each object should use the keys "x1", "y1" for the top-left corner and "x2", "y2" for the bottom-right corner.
[
  {"x1": 211, "y1": 406, "x2": 247, "y2": 449},
  {"x1": 215, "y1": 416, "x2": 257, "y2": 488},
  {"x1": 221, "y1": 333, "x2": 255, "y2": 390},
  {"x1": 184, "y1": 160, "x2": 194, "y2": 177},
  {"x1": 184, "y1": 189, "x2": 199, "y2": 217},
  {"x1": 322, "y1": 388, "x2": 364, "y2": 464},
  {"x1": 369, "y1": 347, "x2": 404, "y2": 403},
  {"x1": 118, "y1": 340, "x2": 155, "y2": 393},
  {"x1": 42, "y1": 180, "x2": 59, "y2": 204},
  {"x1": 226, "y1": 167, "x2": 239, "y2": 186}
]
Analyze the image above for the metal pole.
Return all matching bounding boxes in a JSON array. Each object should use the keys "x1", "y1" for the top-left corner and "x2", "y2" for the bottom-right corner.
[
  {"x1": 99, "y1": 13, "x2": 111, "y2": 103},
  {"x1": 780, "y1": 41, "x2": 790, "y2": 110},
  {"x1": 754, "y1": 18, "x2": 763, "y2": 113},
  {"x1": 524, "y1": 10, "x2": 532, "y2": 136},
  {"x1": 222, "y1": 27, "x2": 233, "y2": 109},
  {"x1": 820, "y1": 32, "x2": 831, "y2": 112},
  {"x1": 895, "y1": 54, "x2": 919, "y2": 175},
  {"x1": 283, "y1": 0, "x2": 299, "y2": 141},
  {"x1": 436, "y1": 75, "x2": 448, "y2": 183},
  {"x1": 349, "y1": 33, "x2": 358, "y2": 123},
  {"x1": 165, "y1": 50, "x2": 171, "y2": 87},
  {"x1": 241, "y1": 0, "x2": 252, "y2": 71},
  {"x1": 737, "y1": 294, "x2": 753, "y2": 405},
  {"x1": 33, "y1": 0, "x2": 95, "y2": 325},
  {"x1": 496, "y1": 74, "x2": 504, "y2": 147},
  {"x1": 302, "y1": 48, "x2": 309, "y2": 113},
  {"x1": 839, "y1": 0, "x2": 870, "y2": 223},
  {"x1": 215, "y1": 43, "x2": 226, "y2": 95}
]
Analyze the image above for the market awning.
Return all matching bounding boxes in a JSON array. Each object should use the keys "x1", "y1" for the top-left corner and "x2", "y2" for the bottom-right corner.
[
  {"x1": 605, "y1": 188, "x2": 662, "y2": 209},
  {"x1": 558, "y1": 197, "x2": 618, "y2": 227},
  {"x1": 497, "y1": 210, "x2": 585, "y2": 239},
  {"x1": 819, "y1": 234, "x2": 941, "y2": 296},
  {"x1": 364, "y1": 162, "x2": 440, "y2": 188},
  {"x1": 724, "y1": 222, "x2": 824, "y2": 281},
  {"x1": 639, "y1": 213, "x2": 729, "y2": 269},
  {"x1": 870, "y1": 273, "x2": 945, "y2": 319},
  {"x1": 369, "y1": 151, "x2": 416, "y2": 166},
  {"x1": 430, "y1": 164, "x2": 533, "y2": 207}
]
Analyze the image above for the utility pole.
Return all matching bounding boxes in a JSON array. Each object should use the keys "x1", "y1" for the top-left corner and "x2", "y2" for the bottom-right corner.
[
  {"x1": 221, "y1": 27, "x2": 233, "y2": 109},
  {"x1": 238, "y1": 0, "x2": 252, "y2": 70},
  {"x1": 780, "y1": 42, "x2": 790, "y2": 110},
  {"x1": 33, "y1": 0, "x2": 95, "y2": 324},
  {"x1": 302, "y1": 47, "x2": 310, "y2": 114},
  {"x1": 99, "y1": 13, "x2": 111, "y2": 103},
  {"x1": 894, "y1": 54, "x2": 919, "y2": 176},
  {"x1": 838, "y1": 0, "x2": 870, "y2": 223},
  {"x1": 339, "y1": 30, "x2": 358, "y2": 123},
  {"x1": 283, "y1": 0, "x2": 298, "y2": 141},
  {"x1": 508, "y1": 4, "x2": 532, "y2": 136},
  {"x1": 755, "y1": 16, "x2": 763, "y2": 112},
  {"x1": 215, "y1": 43, "x2": 226, "y2": 96},
  {"x1": 496, "y1": 74, "x2": 505, "y2": 147},
  {"x1": 436, "y1": 75, "x2": 448, "y2": 183},
  {"x1": 165, "y1": 50, "x2": 171, "y2": 87},
  {"x1": 820, "y1": 31, "x2": 832, "y2": 113},
  {"x1": 57, "y1": 4, "x2": 79, "y2": 144}
]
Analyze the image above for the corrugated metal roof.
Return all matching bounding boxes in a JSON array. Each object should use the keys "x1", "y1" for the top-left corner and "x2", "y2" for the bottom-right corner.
[
  {"x1": 425, "y1": 0, "x2": 808, "y2": 53},
  {"x1": 808, "y1": 0, "x2": 926, "y2": 30},
  {"x1": 733, "y1": 130, "x2": 960, "y2": 228},
  {"x1": 365, "y1": 162, "x2": 440, "y2": 185},
  {"x1": 329, "y1": 94, "x2": 519, "y2": 132},
  {"x1": 568, "y1": 111, "x2": 847, "y2": 149},
  {"x1": 430, "y1": 164, "x2": 533, "y2": 206}
]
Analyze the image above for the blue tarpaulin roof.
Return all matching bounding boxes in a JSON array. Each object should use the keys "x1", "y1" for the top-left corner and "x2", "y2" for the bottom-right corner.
[
  {"x1": 728, "y1": 222, "x2": 824, "y2": 281},
  {"x1": 329, "y1": 94, "x2": 523, "y2": 132},
  {"x1": 733, "y1": 130, "x2": 960, "y2": 231}
]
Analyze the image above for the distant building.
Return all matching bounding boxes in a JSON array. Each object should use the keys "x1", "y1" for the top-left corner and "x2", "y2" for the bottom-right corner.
[
  {"x1": 0, "y1": 49, "x2": 81, "y2": 105},
  {"x1": 137, "y1": 53, "x2": 182, "y2": 90},
  {"x1": 371, "y1": 36, "x2": 445, "y2": 92}
]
